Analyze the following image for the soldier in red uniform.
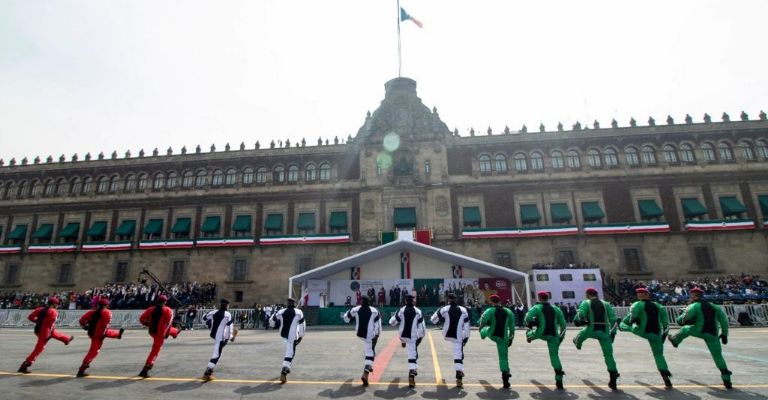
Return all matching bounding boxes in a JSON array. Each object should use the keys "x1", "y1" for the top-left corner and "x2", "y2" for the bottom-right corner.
[
  {"x1": 138, "y1": 294, "x2": 179, "y2": 378},
  {"x1": 76, "y1": 297, "x2": 124, "y2": 377},
  {"x1": 18, "y1": 297, "x2": 74, "y2": 373}
]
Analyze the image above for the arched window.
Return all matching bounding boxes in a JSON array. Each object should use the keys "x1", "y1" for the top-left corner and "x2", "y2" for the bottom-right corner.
[
  {"x1": 124, "y1": 174, "x2": 136, "y2": 191},
  {"x1": 16, "y1": 181, "x2": 27, "y2": 197},
  {"x1": 587, "y1": 149, "x2": 602, "y2": 167},
  {"x1": 70, "y1": 178, "x2": 81, "y2": 195},
  {"x1": 287, "y1": 165, "x2": 299, "y2": 182},
  {"x1": 211, "y1": 169, "x2": 224, "y2": 186},
  {"x1": 625, "y1": 147, "x2": 640, "y2": 166},
  {"x1": 604, "y1": 148, "x2": 618, "y2": 167},
  {"x1": 44, "y1": 179, "x2": 55, "y2": 196},
  {"x1": 182, "y1": 171, "x2": 194, "y2": 188},
  {"x1": 531, "y1": 152, "x2": 544, "y2": 171},
  {"x1": 718, "y1": 142, "x2": 734, "y2": 161},
  {"x1": 551, "y1": 150, "x2": 564, "y2": 169},
  {"x1": 494, "y1": 154, "x2": 507, "y2": 172},
  {"x1": 109, "y1": 175, "x2": 119, "y2": 192},
  {"x1": 29, "y1": 180, "x2": 41, "y2": 196},
  {"x1": 680, "y1": 143, "x2": 696, "y2": 163},
  {"x1": 137, "y1": 173, "x2": 148, "y2": 190},
  {"x1": 319, "y1": 162, "x2": 331, "y2": 181},
  {"x1": 739, "y1": 141, "x2": 755, "y2": 161},
  {"x1": 756, "y1": 140, "x2": 768, "y2": 160},
  {"x1": 242, "y1": 167, "x2": 254, "y2": 184},
  {"x1": 642, "y1": 145, "x2": 657, "y2": 164},
  {"x1": 225, "y1": 168, "x2": 237, "y2": 185},
  {"x1": 663, "y1": 145, "x2": 678, "y2": 163},
  {"x1": 701, "y1": 142, "x2": 716, "y2": 162},
  {"x1": 256, "y1": 167, "x2": 267, "y2": 183},
  {"x1": 514, "y1": 153, "x2": 528, "y2": 172},
  {"x1": 82, "y1": 177, "x2": 93, "y2": 194},
  {"x1": 97, "y1": 176, "x2": 109, "y2": 193},
  {"x1": 166, "y1": 172, "x2": 178, "y2": 189},
  {"x1": 273, "y1": 166, "x2": 285, "y2": 183},
  {"x1": 479, "y1": 154, "x2": 491, "y2": 173},
  {"x1": 56, "y1": 178, "x2": 67, "y2": 195},
  {"x1": 566, "y1": 150, "x2": 581, "y2": 169},
  {"x1": 305, "y1": 164, "x2": 317, "y2": 181},
  {"x1": 152, "y1": 173, "x2": 164, "y2": 190},
  {"x1": 195, "y1": 170, "x2": 207, "y2": 187}
]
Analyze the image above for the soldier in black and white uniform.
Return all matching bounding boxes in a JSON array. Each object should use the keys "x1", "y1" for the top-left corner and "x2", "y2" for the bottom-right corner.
[
  {"x1": 343, "y1": 295, "x2": 382, "y2": 386},
  {"x1": 389, "y1": 294, "x2": 426, "y2": 388},
  {"x1": 270, "y1": 297, "x2": 306, "y2": 383},
  {"x1": 430, "y1": 292, "x2": 471, "y2": 388},
  {"x1": 201, "y1": 299, "x2": 234, "y2": 381}
]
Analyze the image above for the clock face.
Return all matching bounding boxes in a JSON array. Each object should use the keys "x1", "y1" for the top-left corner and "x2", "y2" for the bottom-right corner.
[{"x1": 383, "y1": 132, "x2": 401, "y2": 152}]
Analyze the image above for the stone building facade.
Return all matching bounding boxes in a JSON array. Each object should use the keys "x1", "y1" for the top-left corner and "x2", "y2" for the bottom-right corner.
[{"x1": 1, "y1": 77, "x2": 767, "y2": 305}]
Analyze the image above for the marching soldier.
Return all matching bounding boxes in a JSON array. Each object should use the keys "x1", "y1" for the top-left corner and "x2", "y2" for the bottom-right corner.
[
  {"x1": 18, "y1": 297, "x2": 74, "y2": 373},
  {"x1": 201, "y1": 299, "x2": 236, "y2": 381},
  {"x1": 524, "y1": 291, "x2": 567, "y2": 390},
  {"x1": 271, "y1": 297, "x2": 306, "y2": 383},
  {"x1": 388, "y1": 294, "x2": 426, "y2": 388},
  {"x1": 77, "y1": 298, "x2": 124, "y2": 377},
  {"x1": 343, "y1": 296, "x2": 382, "y2": 386},
  {"x1": 430, "y1": 293, "x2": 470, "y2": 388},
  {"x1": 478, "y1": 294, "x2": 515, "y2": 389},
  {"x1": 573, "y1": 288, "x2": 620, "y2": 390},
  {"x1": 668, "y1": 287, "x2": 732, "y2": 389},
  {"x1": 138, "y1": 294, "x2": 179, "y2": 378},
  {"x1": 619, "y1": 287, "x2": 672, "y2": 388}
]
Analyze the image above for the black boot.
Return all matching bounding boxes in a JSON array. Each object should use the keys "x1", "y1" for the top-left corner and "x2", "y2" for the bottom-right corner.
[
  {"x1": 17, "y1": 361, "x2": 31, "y2": 374},
  {"x1": 280, "y1": 367, "x2": 290, "y2": 384},
  {"x1": 720, "y1": 369, "x2": 733, "y2": 390},
  {"x1": 118, "y1": 328, "x2": 125, "y2": 340},
  {"x1": 659, "y1": 370, "x2": 672, "y2": 388},
  {"x1": 138, "y1": 365, "x2": 151, "y2": 378},
  {"x1": 456, "y1": 371, "x2": 464, "y2": 388},
  {"x1": 361, "y1": 365, "x2": 372, "y2": 386},
  {"x1": 76, "y1": 366, "x2": 89, "y2": 378},
  {"x1": 201, "y1": 367, "x2": 214, "y2": 382},
  {"x1": 608, "y1": 371, "x2": 620, "y2": 391},
  {"x1": 408, "y1": 369, "x2": 417, "y2": 388},
  {"x1": 501, "y1": 372, "x2": 511, "y2": 389},
  {"x1": 555, "y1": 369, "x2": 565, "y2": 390}
]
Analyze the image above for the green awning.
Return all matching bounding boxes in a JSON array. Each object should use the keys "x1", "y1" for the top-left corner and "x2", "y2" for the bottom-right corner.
[
  {"x1": 581, "y1": 202, "x2": 605, "y2": 222},
  {"x1": 7, "y1": 224, "x2": 27, "y2": 240},
  {"x1": 329, "y1": 211, "x2": 347, "y2": 229},
  {"x1": 681, "y1": 198, "x2": 708, "y2": 218},
  {"x1": 759, "y1": 195, "x2": 768, "y2": 215},
  {"x1": 393, "y1": 207, "x2": 417, "y2": 228},
  {"x1": 143, "y1": 219, "x2": 163, "y2": 235},
  {"x1": 171, "y1": 218, "x2": 191, "y2": 234},
  {"x1": 520, "y1": 204, "x2": 541, "y2": 224},
  {"x1": 463, "y1": 207, "x2": 482, "y2": 226},
  {"x1": 232, "y1": 215, "x2": 252, "y2": 232},
  {"x1": 297, "y1": 213, "x2": 315, "y2": 230},
  {"x1": 116, "y1": 220, "x2": 136, "y2": 236},
  {"x1": 719, "y1": 196, "x2": 746, "y2": 216},
  {"x1": 86, "y1": 221, "x2": 107, "y2": 237},
  {"x1": 638, "y1": 200, "x2": 664, "y2": 219},
  {"x1": 31, "y1": 224, "x2": 53, "y2": 240},
  {"x1": 200, "y1": 216, "x2": 221, "y2": 233},
  {"x1": 550, "y1": 203, "x2": 572, "y2": 223},
  {"x1": 59, "y1": 222, "x2": 80, "y2": 239},
  {"x1": 264, "y1": 214, "x2": 283, "y2": 231}
]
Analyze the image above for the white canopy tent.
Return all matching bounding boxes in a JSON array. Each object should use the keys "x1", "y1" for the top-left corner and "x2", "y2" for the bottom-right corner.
[{"x1": 289, "y1": 238, "x2": 532, "y2": 307}]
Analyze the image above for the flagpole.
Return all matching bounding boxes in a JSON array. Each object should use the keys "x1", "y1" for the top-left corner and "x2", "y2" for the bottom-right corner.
[{"x1": 396, "y1": 0, "x2": 402, "y2": 77}]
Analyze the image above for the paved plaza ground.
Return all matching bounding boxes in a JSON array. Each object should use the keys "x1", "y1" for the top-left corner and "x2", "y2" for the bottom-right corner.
[{"x1": 1, "y1": 326, "x2": 767, "y2": 399}]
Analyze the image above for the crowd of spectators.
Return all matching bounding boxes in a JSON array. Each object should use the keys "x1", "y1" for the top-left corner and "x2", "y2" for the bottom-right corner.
[
  {"x1": 531, "y1": 262, "x2": 601, "y2": 270},
  {"x1": 0, "y1": 281, "x2": 217, "y2": 310},
  {"x1": 605, "y1": 274, "x2": 768, "y2": 305}
]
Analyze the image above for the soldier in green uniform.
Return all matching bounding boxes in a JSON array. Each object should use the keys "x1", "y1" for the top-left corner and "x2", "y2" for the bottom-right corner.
[
  {"x1": 668, "y1": 287, "x2": 732, "y2": 389},
  {"x1": 479, "y1": 294, "x2": 516, "y2": 388},
  {"x1": 573, "y1": 287, "x2": 620, "y2": 390},
  {"x1": 619, "y1": 287, "x2": 673, "y2": 388},
  {"x1": 524, "y1": 291, "x2": 567, "y2": 390}
]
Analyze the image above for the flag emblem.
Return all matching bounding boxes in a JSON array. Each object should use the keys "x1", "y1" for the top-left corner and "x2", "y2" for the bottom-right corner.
[
  {"x1": 350, "y1": 266, "x2": 361, "y2": 280},
  {"x1": 452, "y1": 265, "x2": 463, "y2": 278},
  {"x1": 400, "y1": 251, "x2": 411, "y2": 279}
]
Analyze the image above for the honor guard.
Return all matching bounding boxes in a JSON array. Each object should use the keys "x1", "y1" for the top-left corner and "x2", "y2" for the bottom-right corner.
[
  {"x1": 479, "y1": 294, "x2": 516, "y2": 389},
  {"x1": 524, "y1": 291, "x2": 567, "y2": 390},
  {"x1": 573, "y1": 288, "x2": 620, "y2": 390},
  {"x1": 77, "y1": 297, "x2": 124, "y2": 377},
  {"x1": 343, "y1": 295, "x2": 382, "y2": 386},
  {"x1": 388, "y1": 294, "x2": 426, "y2": 388},
  {"x1": 138, "y1": 294, "x2": 180, "y2": 378},
  {"x1": 430, "y1": 293, "x2": 471, "y2": 388},
  {"x1": 271, "y1": 297, "x2": 306, "y2": 383},
  {"x1": 18, "y1": 297, "x2": 74, "y2": 373},
  {"x1": 201, "y1": 299, "x2": 235, "y2": 381}
]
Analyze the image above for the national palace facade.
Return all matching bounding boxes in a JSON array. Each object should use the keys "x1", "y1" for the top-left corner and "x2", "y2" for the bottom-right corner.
[{"x1": 1, "y1": 78, "x2": 767, "y2": 305}]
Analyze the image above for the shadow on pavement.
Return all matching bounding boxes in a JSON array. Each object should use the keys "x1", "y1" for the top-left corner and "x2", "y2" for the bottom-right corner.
[
  {"x1": 420, "y1": 382, "x2": 468, "y2": 399},
  {"x1": 475, "y1": 379, "x2": 519, "y2": 399},
  {"x1": 234, "y1": 380, "x2": 284, "y2": 395},
  {"x1": 83, "y1": 378, "x2": 139, "y2": 391},
  {"x1": 372, "y1": 378, "x2": 416, "y2": 399},
  {"x1": 154, "y1": 380, "x2": 204, "y2": 393},
  {"x1": 317, "y1": 378, "x2": 367, "y2": 398},
  {"x1": 636, "y1": 381, "x2": 701, "y2": 400},
  {"x1": 529, "y1": 379, "x2": 579, "y2": 400},
  {"x1": 582, "y1": 379, "x2": 639, "y2": 400},
  {"x1": 20, "y1": 377, "x2": 71, "y2": 387},
  {"x1": 688, "y1": 380, "x2": 768, "y2": 400}
]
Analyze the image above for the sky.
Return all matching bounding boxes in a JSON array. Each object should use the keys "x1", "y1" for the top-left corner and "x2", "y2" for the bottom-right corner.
[{"x1": 1, "y1": 0, "x2": 767, "y2": 162}]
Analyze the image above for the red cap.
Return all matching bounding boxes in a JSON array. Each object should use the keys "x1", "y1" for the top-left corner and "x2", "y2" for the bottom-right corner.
[
  {"x1": 98, "y1": 297, "x2": 110, "y2": 306},
  {"x1": 536, "y1": 291, "x2": 549, "y2": 300},
  {"x1": 635, "y1": 287, "x2": 650, "y2": 295},
  {"x1": 690, "y1": 287, "x2": 704, "y2": 295},
  {"x1": 158, "y1": 295, "x2": 169, "y2": 302},
  {"x1": 48, "y1": 296, "x2": 60, "y2": 305},
  {"x1": 585, "y1": 287, "x2": 598, "y2": 295},
  {"x1": 489, "y1": 294, "x2": 501, "y2": 302}
]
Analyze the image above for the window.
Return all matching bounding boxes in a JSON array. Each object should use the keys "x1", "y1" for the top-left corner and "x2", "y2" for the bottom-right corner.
[
  {"x1": 297, "y1": 256, "x2": 313, "y2": 274},
  {"x1": 462, "y1": 207, "x2": 482, "y2": 228},
  {"x1": 81, "y1": 177, "x2": 92, "y2": 194},
  {"x1": 109, "y1": 175, "x2": 120, "y2": 192},
  {"x1": 583, "y1": 274, "x2": 597, "y2": 281},
  {"x1": 425, "y1": 160, "x2": 431, "y2": 175},
  {"x1": 124, "y1": 174, "x2": 136, "y2": 191},
  {"x1": 329, "y1": 211, "x2": 348, "y2": 233},
  {"x1": 514, "y1": 153, "x2": 528, "y2": 172},
  {"x1": 625, "y1": 147, "x2": 640, "y2": 166},
  {"x1": 495, "y1": 252, "x2": 512, "y2": 267},
  {"x1": 494, "y1": 154, "x2": 507, "y2": 172},
  {"x1": 604, "y1": 148, "x2": 618, "y2": 167},
  {"x1": 15, "y1": 181, "x2": 26, "y2": 198},
  {"x1": 30, "y1": 180, "x2": 41, "y2": 197},
  {"x1": 96, "y1": 176, "x2": 108, "y2": 193},
  {"x1": 566, "y1": 150, "x2": 581, "y2": 168},
  {"x1": 559, "y1": 274, "x2": 573, "y2": 281},
  {"x1": 701, "y1": 142, "x2": 716, "y2": 162},
  {"x1": 718, "y1": 142, "x2": 734, "y2": 161},
  {"x1": 44, "y1": 179, "x2": 55, "y2": 196},
  {"x1": 235, "y1": 291, "x2": 244, "y2": 303},
  {"x1": 663, "y1": 145, "x2": 678, "y2": 163},
  {"x1": 114, "y1": 261, "x2": 129, "y2": 283},
  {"x1": 287, "y1": 165, "x2": 299, "y2": 182},
  {"x1": 557, "y1": 250, "x2": 575, "y2": 265},
  {"x1": 319, "y1": 163, "x2": 331, "y2": 181},
  {"x1": 70, "y1": 178, "x2": 81, "y2": 195},
  {"x1": 242, "y1": 167, "x2": 254, "y2": 184},
  {"x1": 256, "y1": 167, "x2": 267, "y2": 183},
  {"x1": 182, "y1": 171, "x2": 194, "y2": 188},
  {"x1": 551, "y1": 150, "x2": 564, "y2": 169},
  {"x1": 170, "y1": 260, "x2": 186, "y2": 282},
  {"x1": 211, "y1": 169, "x2": 224, "y2": 186},
  {"x1": 225, "y1": 168, "x2": 237, "y2": 185},
  {"x1": 152, "y1": 173, "x2": 164, "y2": 190},
  {"x1": 264, "y1": 213, "x2": 284, "y2": 235},
  {"x1": 479, "y1": 154, "x2": 491, "y2": 173},
  {"x1": 297, "y1": 212, "x2": 315, "y2": 234},
  {"x1": 642, "y1": 145, "x2": 657, "y2": 165},
  {"x1": 137, "y1": 173, "x2": 148, "y2": 190},
  {"x1": 166, "y1": 172, "x2": 177, "y2": 189},
  {"x1": 623, "y1": 248, "x2": 642, "y2": 272},
  {"x1": 58, "y1": 264, "x2": 73, "y2": 284},
  {"x1": 562, "y1": 291, "x2": 575, "y2": 299},
  {"x1": 680, "y1": 143, "x2": 696, "y2": 163},
  {"x1": 273, "y1": 166, "x2": 285, "y2": 183},
  {"x1": 535, "y1": 274, "x2": 550, "y2": 282},
  {"x1": 195, "y1": 170, "x2": 207, "y2": 187},
  {"x1": 56, "y1": 178, "x2": 67, "y2": 195},
  {"x1": 4, "y1": 264, "x2": 19, "y2": 285},
  {"x1": 587, "y1": 149, "x2": 602, "y2": 167},
  {"x1": 740, "y1": 141, "x2": 756, "y2": 161},
  {"x1": 531, "y1": 152, "x2": 544, "y2": 171},
  {"x1": 233, "y1": 259, "x2": 248, "y2": 282},
  {"x1": 304, "y1": 164, "x2": 316, "y2": 181},
  {"x1": 693, "y1": 246, "x2": 715, "y2": 270},
  {"x1": 757, "y1": 140, "x2": 768, "y2": 160}
]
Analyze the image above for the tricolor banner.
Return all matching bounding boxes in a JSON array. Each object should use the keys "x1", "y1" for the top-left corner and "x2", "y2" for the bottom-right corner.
[
  {"x1": 400, "y1": 251, "x2": 411, "y2": 279},
  {"x1": 685, "y1": 219, "x2": 755, "y2": 232},
  {"x1": 462, "y1": 225, "x2": 579, "y2": 239},
  {"x1": 196, "y1": 237, "x2": 255, "y2": 248},
  {"x1": 139, "y1": 239, "x2": 194, "y2": 250},
  {"x1": 584, "y1": 222, "x2": 671, "y2": 235},
  {"x1": 81, "y1": 241, "x2": 133, "y2": 252},
  {"x1": 0, "y1": 245, "x2": 22, "y2": 254},
  {"x1": 259, "y1": 233, "x2": 351, "y2": 246},
  {"x1": 27, "y1": 244, "x2": 77, "y2": 253}
]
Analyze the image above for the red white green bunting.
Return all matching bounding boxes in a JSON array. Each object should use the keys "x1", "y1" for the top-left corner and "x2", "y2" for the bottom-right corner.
[
  {"x1": 196, "y1": 237, "x2": 255, "y2": 248},
  {"x1": 139, "y1": 239, "x2": 194, "y2": 250},
  {"x1": 259, "y1": 233, "x2": 351, "y2": 245},
  {"x1": 584, "y1": 222, "x2": 671, "y2": 235},
  {"x1": 0, "y1": 245, "x2": 21, "y2": 254},
  {"x1": 462, "y1": 226, "x2": 578, "y2": 239},
  {"x1": 685, "y1": 219, "x2": 755, "y2": 232},
  {"x1": 28, "y1": 244, "x2": 77, "y2": 253},
  {"x1": 81, "y1": 241, "x2": 132, "y2": 252}
]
